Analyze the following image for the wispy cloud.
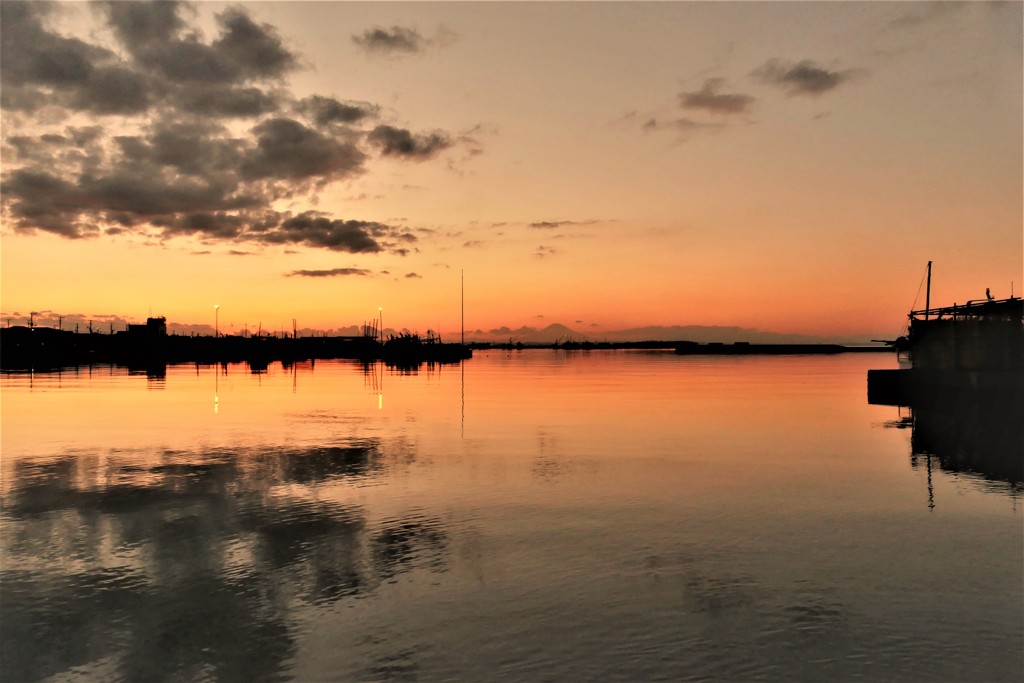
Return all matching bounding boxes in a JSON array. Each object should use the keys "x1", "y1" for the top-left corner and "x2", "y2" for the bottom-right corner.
[
  {"x1": 529, "y1": 219, "x2": 598, "y2": 230},
  {"x1": 286, "y1": 268, "x2": 373, "y2": 278},
  {"x1": 887, "y1": 2, "x2": 965, "y2": 30},
  {"x1": 642, "y1": 117, "x2": 724, "y2": 137},
  {"x1": 679, "y1": 78, "x2": 755, "y2": 115}
]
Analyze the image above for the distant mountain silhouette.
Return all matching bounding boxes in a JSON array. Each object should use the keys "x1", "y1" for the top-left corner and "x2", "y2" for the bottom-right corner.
[{"x1": 485, "y1": 323, "x2": 580, "y2": 343}]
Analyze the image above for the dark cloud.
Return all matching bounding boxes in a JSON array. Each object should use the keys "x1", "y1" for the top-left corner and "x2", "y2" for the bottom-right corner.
[
  {"x1": 534, "y1": 245, "x2": 557, "y2": 258},
  {"x1": 286, "y1": 268, "x2": 373, "y2": 278},
  {"x1": 1, "y1": 2, "x2": 468, "y2": 255},
  {"x1": 368, "y1": 125, "x2": 453, "y2": 160},
  {"x1": 100, "y1": 0, "x2": 187, "y2": 55},
  {"x1": 752, "y1": 59, "x2": 860, "y2": 96},
  {"x1": 0, "y1": 2, "x2": 124, "y2": 114},
  {"x1": 679, "y1": 78, "x2": 754, "y2": 115},
  {"x1": 181, "y1": 86, "x2": 281, "y2": 118},
  {"x1": 404, "y1": 272, "x2": 422, "y2": 279},
  {"x1": 297, "y1": 96, "x2": 378, "y2": 127},
  {"x1": 352, "y1": 26, "x2": 427, "y2": 56},
  {"x1": 463, "y1": 240, "x2": 485, "y2": 248},
  {"x1": 103, "y1": 4, "x2": 297, "y2": 85},
  {"x1": 263, "y1": 213, "x2": 387, "y2": 253},
  {"x1": 241, "y1": 118, "x2": 365, "y2": 181}
]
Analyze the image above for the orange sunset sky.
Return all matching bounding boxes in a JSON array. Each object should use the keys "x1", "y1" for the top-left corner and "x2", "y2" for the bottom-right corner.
[{"x1": 1, "y1": 1, "x2": 1021, "y2": 342}]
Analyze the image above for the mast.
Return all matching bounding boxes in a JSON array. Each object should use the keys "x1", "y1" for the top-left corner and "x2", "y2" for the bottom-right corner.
[
  {"x1": 925, "y1": 260, "x2": 932, "y2": 320},
  {"x1": 461, "y1": 269, "x2": 465, "y2": 347}
]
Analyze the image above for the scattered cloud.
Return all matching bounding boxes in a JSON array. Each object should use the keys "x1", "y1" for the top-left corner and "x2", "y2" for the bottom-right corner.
[
  {"x1": 404, "y1": 272, "x2": 422, "y2": 279},
  {"x1": 534, "y1": 245, "x2": 557, "y2": 258},
  {"x1": 286, "y1": 267, "x2": 373, "y2": 278},
  {"x1": 751, "y1": 59, "x2": 862, "y2": 96},
  {"x1": 352, "y1": 25, "x2": 456, "y2": 57},
  {"x1": 0, "y1": 2, "x2": 473, "y2": 255},
  {"x1": 352, "y1": 25, "x2": 427, "y2": 55},
  {"x1": 463, "y1": 240, "x2": 485, "y2": 248},
  {"x1": 368, "y1": 125, "x2": 453, "y2": 160},
  {"x1": 679, "y1": 78, "x2": 755, "y2": 115}
]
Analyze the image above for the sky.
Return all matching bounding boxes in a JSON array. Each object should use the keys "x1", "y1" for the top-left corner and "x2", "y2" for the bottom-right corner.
[{"x1": 1, "y1": 1, "x2": 1021, "y2": 342}]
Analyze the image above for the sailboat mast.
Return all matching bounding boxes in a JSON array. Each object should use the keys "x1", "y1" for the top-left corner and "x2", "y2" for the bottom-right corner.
[
  {"x1": 461, "y1": 269, "x2": 465, "y2": 347},
  {"x1": 925, "y1": 260, "x2": 932, "y2": 320}
]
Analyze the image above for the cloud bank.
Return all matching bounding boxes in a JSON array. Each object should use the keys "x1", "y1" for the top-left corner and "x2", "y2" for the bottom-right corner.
[{"x1": 0, "y1": 2, "x2": 472, "y2": 254}]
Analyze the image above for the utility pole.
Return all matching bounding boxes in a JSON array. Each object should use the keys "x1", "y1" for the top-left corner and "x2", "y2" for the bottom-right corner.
[{"x1": 925, "y1": 260, "x2": 932, "y2": 321}]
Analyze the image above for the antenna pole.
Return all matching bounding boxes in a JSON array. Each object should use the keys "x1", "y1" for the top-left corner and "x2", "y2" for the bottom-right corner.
[{"x1": 924, "y1": 260, "x2": 932, "y2": 320}]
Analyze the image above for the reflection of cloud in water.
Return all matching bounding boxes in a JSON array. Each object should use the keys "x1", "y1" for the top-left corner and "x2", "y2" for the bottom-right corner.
[
  {"x1": 682, "y1": 574, "x2": 759, "y2": 615},
  {"x1": 0, "y1": 440, "x2": 448, "y2": 682}
]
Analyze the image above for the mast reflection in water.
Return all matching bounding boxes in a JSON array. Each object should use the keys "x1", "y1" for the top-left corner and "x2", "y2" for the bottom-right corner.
[{"x1": 2, "y1": 354, "x2": 1021, "y2": 682}]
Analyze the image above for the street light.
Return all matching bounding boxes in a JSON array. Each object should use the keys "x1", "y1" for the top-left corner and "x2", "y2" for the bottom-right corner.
[{"x1": 214, "y1": 304, "x2": 220, "y2": 338}]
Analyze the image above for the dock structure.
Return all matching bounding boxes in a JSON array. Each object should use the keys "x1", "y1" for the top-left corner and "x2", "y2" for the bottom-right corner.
[
  {"x1": 906, "y1": 297, "x2": 1023, "y2": 372},
  {"x1": 868, "y1": 295, "x2": 1023, "y2": 406}
]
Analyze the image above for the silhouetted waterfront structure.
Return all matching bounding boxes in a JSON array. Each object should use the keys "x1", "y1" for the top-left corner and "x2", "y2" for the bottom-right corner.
[
  {"x1": 868, "y1": 286, "x2": 1023, "y2": 488},
  {"x1": 868, "y1": 295, "x2": 1022, "y2": 403},
  {"x1": 0, "y1": 318, "x2": 470, "y2": 370},
  {"x1": 382, "y1": 331, "x2": 471, "y2": 367}
]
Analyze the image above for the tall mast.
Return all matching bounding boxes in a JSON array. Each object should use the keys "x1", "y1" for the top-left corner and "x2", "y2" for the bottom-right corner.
[
  {"x1": 925, "y1": 260, "x2": 932, "y2": 320},
  {"x1": 461, "y1": 269, "x2": 465, "y2": 347}
]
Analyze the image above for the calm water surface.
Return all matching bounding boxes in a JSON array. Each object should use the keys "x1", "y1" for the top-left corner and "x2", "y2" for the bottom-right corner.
[{"x1": 2, "y1": 352, "x2": 1021, "y2": 681}]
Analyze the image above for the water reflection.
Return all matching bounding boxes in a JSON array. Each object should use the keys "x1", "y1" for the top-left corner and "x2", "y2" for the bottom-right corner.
[
  {"x1": 1, "y1": 440, "x2": 448, "y2": 682},
  {"x1": 909, "y1": 396, "x2": 1023, "y2": 487},
  {"x1": 879, "y1": 391, "x2": 1024, "y2": 498}
]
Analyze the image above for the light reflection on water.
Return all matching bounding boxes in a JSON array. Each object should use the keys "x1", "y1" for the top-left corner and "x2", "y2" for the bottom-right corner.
[{"x1": 1, "y1": 353, "x2": 1021, "y2": 682}]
